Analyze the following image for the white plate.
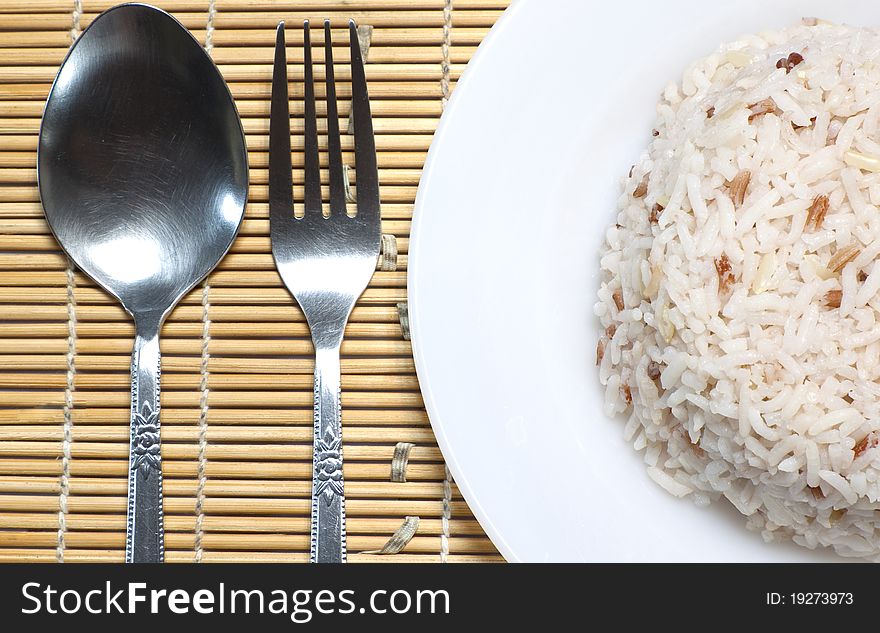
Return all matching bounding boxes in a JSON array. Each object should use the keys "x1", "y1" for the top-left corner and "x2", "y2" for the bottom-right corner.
[{"x1": 409, "y1": 0, "x2": 879, "y2": 561}]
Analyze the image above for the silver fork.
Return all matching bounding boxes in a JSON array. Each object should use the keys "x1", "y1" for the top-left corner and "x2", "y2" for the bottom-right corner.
[{"x1": 270, "y1": 19, "x2": 381, "y2": 563}]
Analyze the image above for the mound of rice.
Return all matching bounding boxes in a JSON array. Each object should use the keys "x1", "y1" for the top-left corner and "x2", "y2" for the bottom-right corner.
[{"x1": 595, "y1": 19, "x2": 880, "y2": 559}]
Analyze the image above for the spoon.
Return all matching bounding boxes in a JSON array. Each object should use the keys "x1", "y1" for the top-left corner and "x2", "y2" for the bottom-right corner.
[{"x1": 38, "y1": 4, "x2": 248, "y2": 563}]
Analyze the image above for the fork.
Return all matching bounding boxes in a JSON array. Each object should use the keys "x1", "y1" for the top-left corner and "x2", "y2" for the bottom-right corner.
[{"x1": 270, "y1": 19, "x2": 381, "y2": 563}]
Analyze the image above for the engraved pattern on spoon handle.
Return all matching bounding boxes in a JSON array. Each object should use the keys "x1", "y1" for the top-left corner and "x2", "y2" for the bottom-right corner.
[
  {"x1": 310, "y1": 345, "x2": 347, "y2": 563},
  {"x1": 125, "y1": 317, "x2": 164, "y2": 563}
]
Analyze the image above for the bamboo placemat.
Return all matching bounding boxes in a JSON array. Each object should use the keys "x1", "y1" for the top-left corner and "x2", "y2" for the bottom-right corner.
[{"x1": 0, "y1": 0, "x2": 508, "y2": 563}]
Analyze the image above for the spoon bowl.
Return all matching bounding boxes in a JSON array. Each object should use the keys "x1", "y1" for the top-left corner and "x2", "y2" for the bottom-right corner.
[
  {"x1": 39, "y1": 3, "x2": 247, "y2": 318},
  {"x1": 38, "y1": 3, "x2": 248, "y2": 562}
]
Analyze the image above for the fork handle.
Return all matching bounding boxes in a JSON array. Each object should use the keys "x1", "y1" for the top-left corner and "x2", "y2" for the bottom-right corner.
[
  {"x1": 310, "y1": 344, "x2": 347, "y2": 563},
  {"x1": 125, "y1": 314, "x2": 164, "y2": 563}
]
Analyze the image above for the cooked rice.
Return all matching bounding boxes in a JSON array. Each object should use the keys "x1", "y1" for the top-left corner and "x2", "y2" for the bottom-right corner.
[{"x1": 596, "y1": 18, "x2": 880, "y2": 560}]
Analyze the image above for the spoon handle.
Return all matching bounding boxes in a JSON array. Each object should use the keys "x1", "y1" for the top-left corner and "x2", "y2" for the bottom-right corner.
[
  {"x1": 125, "y1": 318, "x2": 164, "y2": 563},
  {"x1": 310, "y1": 344, "x2": 347, "y2": 563}
]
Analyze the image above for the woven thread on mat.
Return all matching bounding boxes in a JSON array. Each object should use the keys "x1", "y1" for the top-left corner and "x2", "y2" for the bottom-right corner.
[
  {"x1": 69, "y1": 0, "x2": 82, "y2": 43},
  {"x1": 194, "y1": 0, "x2": 218, "y2": 563},
  {"x1": 378, "y1": 233, "x2": 398, "y2": 271},
  {"x1": 193, "y1": 280, "x2": 212, "y2": 562},
  {"x1": 439, "y1": 0, "x2": 454, "y2": 563},
  {"x1": 441, "y1": 465, "x2": 452, "y2": 562},
  {"x1": 362, "y1": 516, "x2": 419, "y2": 554},
  {"x1": 56, "y1": 264, "x2": 77, "y2": 563},
  {"x1": 57, "y1": 3, "x2": 83, "y2": 564},
  {"x1": 440, "y1": 0, "x2": 453, "y2": 109},
  {"x1": 391, "y1": 442, "x2": 415, "y2": 482},
  {"x1": 204, "y1": 0, "x2": 217, "y2": 53},
  {"x1": 343, "y1": 164, "x2": 356, "y2": 203},
  {"x1": 396, "y1": 301, "x2": 410, "y2": 340}
]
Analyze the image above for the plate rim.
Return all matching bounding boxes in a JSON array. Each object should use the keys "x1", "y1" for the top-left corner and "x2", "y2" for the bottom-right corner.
[{"x1": 408, "y1": 0, "x2": 526, "y2": 563}]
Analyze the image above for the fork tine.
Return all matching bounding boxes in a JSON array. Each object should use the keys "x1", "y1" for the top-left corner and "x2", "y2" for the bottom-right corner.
[
  {"x1": 302, "y1": 20, "x2": 322, "y2": 216},
  {"x1": 323, "y1": 21, "x2": 346, "y2": 217},
  {"x1": 348, "y1": 19, "x2": 380, "y2": 221},
  {"x1": 269, "y1": 21, "x2": 292, "y2": 222}
]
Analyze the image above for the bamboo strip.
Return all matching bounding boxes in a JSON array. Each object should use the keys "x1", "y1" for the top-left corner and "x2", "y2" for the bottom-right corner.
[
  {"x1": 0, "y1": 484, "x2": 476, "y2": 510},
  {"x1": 0, "y1": 217, "x2": 410, "y2": 240},
  {"x1": 0, "y1": 550, "x2": 504, "y2": 563},
  {"x1": 0, "y1": 84, "x2": 47, "y2": 98},
  {"x1": 0, "y1": 460, "x2": 444, "y2": 483},
  {"x1": 0, "y1": 64, "x2": 466, "y2": 84},
  {"x1": 0, "y1": 216, "x2": 405, "y2": 236},
  {"x1": 0, "y1": 442, "x2": 443, "y2": 462},
  {"x1": 0, "y1": 166, "x2": 423, "y2": 186},
  {"x1": 0, "y1": 24, "x2": 486, "y2": 43},
  {"x1": 0, "y1": 532, "x2": 493, "y2": 552},
  {"x1": 0, "y1": 304, "x2": 400, "y2": 322},
  {"x1": 0, "y1": 17, "x2": 94, "y2": 29},
  {"x1": 0, "y1": 269, "x2": 408, "y2": 288},
  {"x1": 0, "y1": 136, "x2": 38, "y2": 151},
  {"x1": 0, "y1": 530, "x2": 481, "y2": 553},
  {"x1": 0, "y1": 152, "x2": 35, "y2": 166},
  {"x1": 0, "y1": 533, "x2": 498, "y2": 556},
  {"x1": 0, "y1": 492, "x2": 475, "y2": 516},
  {"x1": 0, "y1": 151, "x2": 424, "y2": 171},
  {"x1": 214, "y1": 24, "x2": 494, "y2": 44},
  {"x1": 0, "y1": 501, "x2": 472, "y2": 526},
  {"x1": 0, "y1": 114, "x2": 439, "y2": 134},
  {"x1": 0, "y1": 337, "x2": 413, "y2": 356},
  {"x1": 0, "y1": 80, "x2": 457, "y2": 100},
  {"x1": 64, "y1": 1, "x2": 509, "y2": 11},
  {"x1": 0, "y1": 534, "x2": 495, "y2": 554},
  {"x1": 0, "y1": 285, "x2": 409, "y2": 303},
  {"x1": 0, "y1": 480, "x2": 446, "y2": 502},
  {"x1": 0, "y1": 78, "x2": 457, "y2": 101},
  {"x1": 0, "y1": 321, "x2": 406, "y2": 339},
  {"x1": 0, "y1": 201, "x2": 415, "y2": 220},
  {"x1": 0, "y1": 44, "x2": 481, "y2": 65},
  {"x1": 227, "y1": 80, "x2": 458, "y2": 99},
  {"x1": 0, "y1": 477, "x2": 467, "y2": 501},
  {"x1": 0, "y1": 100, "x2": 443, "y2": 122},
  {"x1": 0, "y1": 389, "x2": 425, "y2": 408},
  {"x1": 0, "y1": 515, "x2": 486, "y2": 541},
  {"x1": 0, "y1": 493, "x2": 462, "y2": 512},
  {"x1": 0, "y1": 372, "x2": 420, "y2": 390},
  {"x1": 115, "y1": 0, "x2": 510, "y2": 13},
  {"x1": 0, "y1": 133, "x2": 434, "y2": 152},
  {"x1": 0, "y1": 461, "x2": 443, "y2": 481},
  {"x1": 1, "y1": 515, "x2": 483, "y2": 538},
  {"x1": 256, "y1": 133, "x2": 433, "y2": 152},
  {"x1": 0, "y1": 355, "x2": 416, "y2": 375},
  {"x1": 1, "y1": 1, "x2": 506, "y2": 12},
  {"x1": 0, "y1": 201, "x2": 414, "y2": 222},
  {"x1": 0, "y1": 166, "x2": 430, "y2": 187},
  {"x1": 0, "y1": 184, "x2": 419, "y2": 204},
  {"x1": 0, "y1": 425, "x2": 435, "y2": 443},
  {"x1": 0, "y1": 252, "x2": 409, "y2": 271},
  {"x1": 0, "y1": 408, "x2": 429, "y2": 425},
  {"x1": 0, "y1": 12, "x2": 496, "y2": 33},
  {"x1": 0, "y1": 510, "x2": 478, "y2": 536}
]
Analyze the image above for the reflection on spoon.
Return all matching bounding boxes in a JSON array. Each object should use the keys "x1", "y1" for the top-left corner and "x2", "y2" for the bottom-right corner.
[{"x1": 90, "y1": 236, "x2": 164, "y2": 284}]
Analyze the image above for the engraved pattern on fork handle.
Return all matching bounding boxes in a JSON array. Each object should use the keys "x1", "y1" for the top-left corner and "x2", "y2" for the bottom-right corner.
[
  {"x1": 125, "y1": 316, "x2": 165, "y2": 563},
  {"x1": 310, "y1": 345, "x2": 347, "y2": 563}
]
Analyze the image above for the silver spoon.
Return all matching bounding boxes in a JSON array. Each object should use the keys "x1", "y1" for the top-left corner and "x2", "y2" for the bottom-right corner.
[{"x1": 37, "y1": 4, "x2": 248, "y2": 563}]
